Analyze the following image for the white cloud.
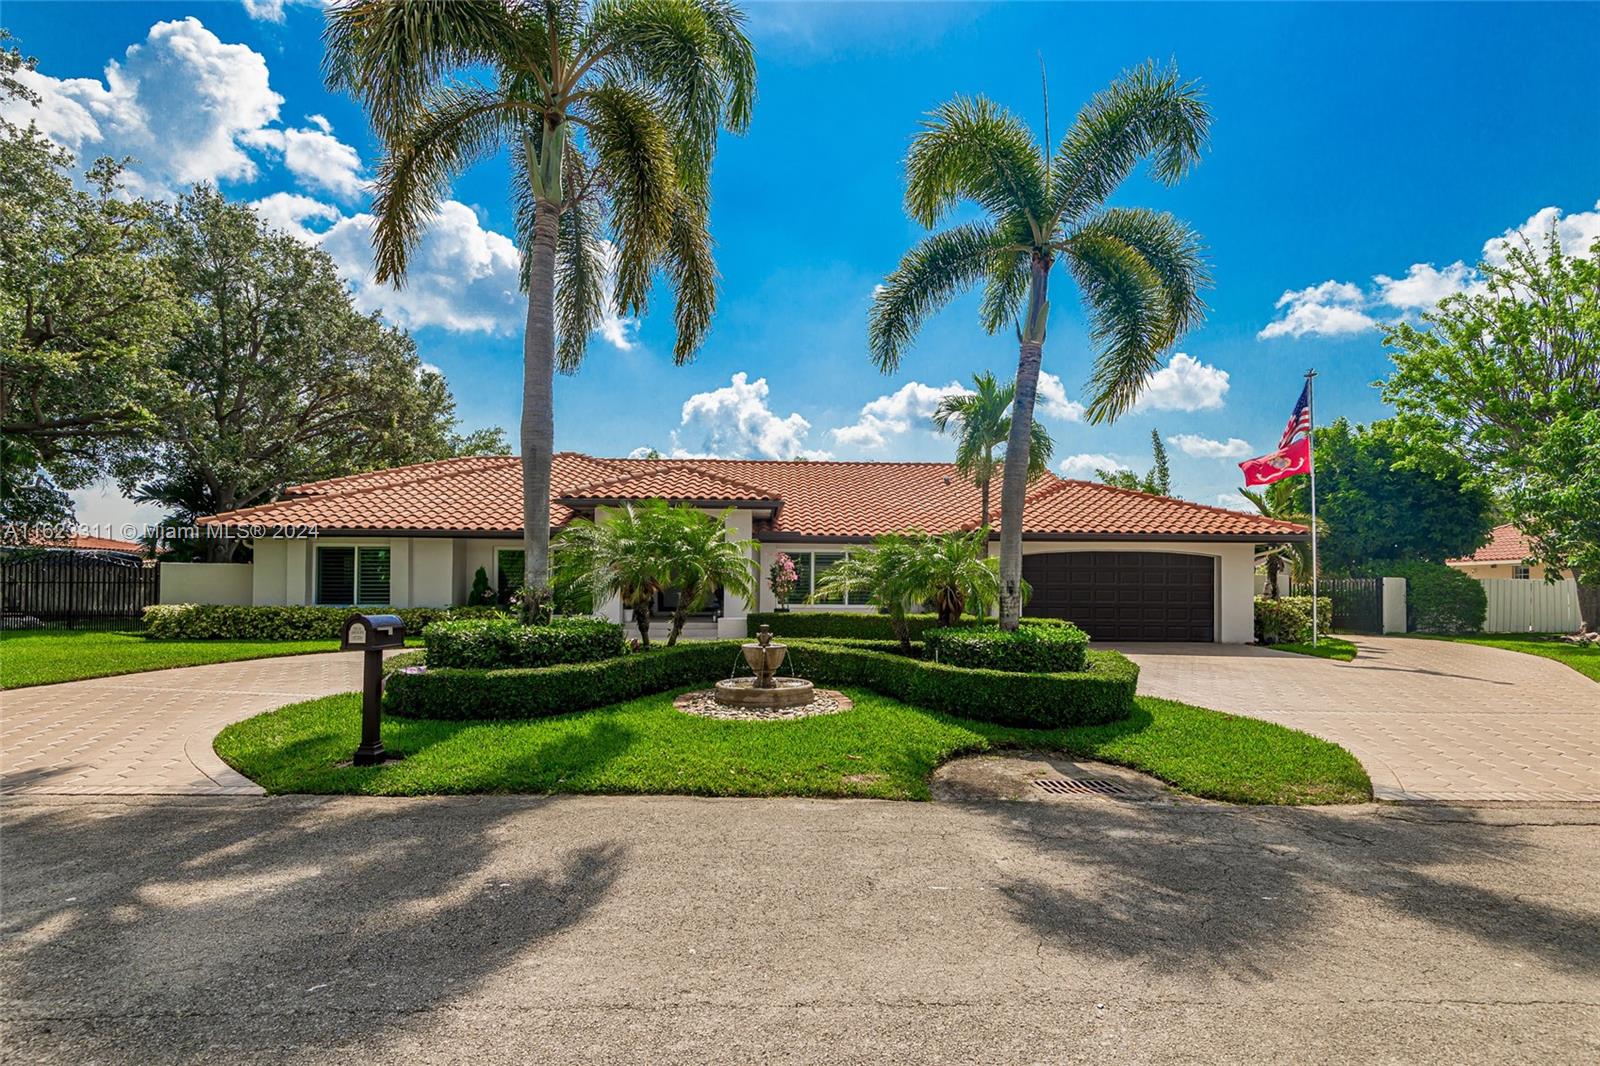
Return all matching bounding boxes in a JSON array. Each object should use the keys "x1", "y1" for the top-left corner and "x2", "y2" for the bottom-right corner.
[
  {"x1": 1258, "y1": 281, "x2": 1377, "y2": 339},
  {"x1": 1134, "y1": 353, "x2": 1230, "y2": 412},
  {"x1": 319, "y1": 200, "x2": 525, "y2": 334},
  {"x1": 241, "y1": 0, "x2": 287, "y2": 23},
  {"x1": 1170, "y1": 433, "x2": 1253, "y2": 459},
  {"x1": 1261, "y1": 201, "x2": 1600, "y2": 338},
  {"x1": 1216, "y1": 492, "x2": 1253, "y2": 511},
  {"x1": 250, "y1": 192, "x2": 342, "y2": 242},
  {"x1": 68, "y1": 478, "x2": 166, "y2": 536},
  {"x1": 675, "y1": 373, "x2": 830, "y2": 460},
  {"x1": 1035, "y1": 372, "x2": 1086, "y2": 422},
  {"x1": 831, "y1": 380, "x2": 971, "y2": 449},
  {"x1": 1, "y1": 18, "x2": 283, "y2": 199},
  {"x1": 241, "y1": 121, "x2": 365, "y2": 199},
  {"x1": 594, "y1": 240, "x2": 640, "y2": 351},
  {"x1": 1058, "y1": 453, "x2": 1127, "y2": 479}
]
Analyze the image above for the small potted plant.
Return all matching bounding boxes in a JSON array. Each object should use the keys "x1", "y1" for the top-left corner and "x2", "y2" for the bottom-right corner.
[{"x1": 769, "y1": 553, "x2": 798, "y2": 612}]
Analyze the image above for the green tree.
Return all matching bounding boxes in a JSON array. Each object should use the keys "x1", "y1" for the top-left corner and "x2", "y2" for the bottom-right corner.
[
  {"x1": 1, "y1": 89, "x2": 181, "y2": 523},
  {"x1": 930, "y1": 371, "x2": 1053, "y2": 531},
  {"x1": 1382, "y1": 233, "x2": 1600, "y2": 628},
  {"x1": 1284, "y1": 417, "x2": 1492, "y2": 572},
  {"x1": 659, "y1": 506, "x2": 757, "y2": 645},
  {"x1": 870, "y1": 63, "x2": 1210, "y2": 628},
  {"x1": 1238, "y1": 480, "x2": 1314, "y2": 597},
  {"x1": 553, "y1": 499, "x2": 684, "y2": 646},
  {"x1": 325, "y1": 0, "x2": 756, "y2": 620},
  {"x1": 809, "y1": 534, "x2": 921, "y2": 650},
  {"x1": 123, "y1": 188, "x2": 500, "y2": 560},
  {"x1": 1096, "y1": 430, "x2": 1174, "y2": 495},
  {"x1": 812, "y1": 529, "x2": 1003, "y2": 646}
]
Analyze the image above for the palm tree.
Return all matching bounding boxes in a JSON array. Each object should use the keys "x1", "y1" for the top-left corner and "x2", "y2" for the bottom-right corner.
[
  {"x1": 931, "y1": 371, "x2": 1054, "y2": 531},
  {"x1": 896, "y1": 529, "x2": 1003, "y2": 626},
  {"x1": 1239, "y1": 482, "x2": 1315, "y2": 597},
  {"x1": 810, "y1": 535, "x2": 920, "y2": 650},
  {"x1": 660, "y1": 507, "x2": 757, "y2": 645},
  {"x1": 325, "y1": 0, "x2": 756, "y2": 620},
  {"x1": 870, "y1": 62, "x2": 1211, "y2": 629},
  {"x1": 553, "y1": 500, "x2": 677, "y2": 646}
]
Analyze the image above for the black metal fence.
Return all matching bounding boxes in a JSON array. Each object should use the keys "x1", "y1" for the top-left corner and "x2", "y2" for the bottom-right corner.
[
  {"x1": 1290, "y1": 576, "x2": 1384, "y2": 634},
  {"x1": 0, "y1": 551, "x2": 160, "y2": 629}
]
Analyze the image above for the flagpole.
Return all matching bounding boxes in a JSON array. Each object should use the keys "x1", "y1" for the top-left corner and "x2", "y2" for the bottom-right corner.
[{"x1": 1306, "y1": 368, "x2": 1319, "y2": 647}]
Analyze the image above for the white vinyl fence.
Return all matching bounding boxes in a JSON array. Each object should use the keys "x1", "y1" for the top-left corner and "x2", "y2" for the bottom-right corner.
[{"x1": 1479, "y1": 578, "x2": 1581, "y2": 633}]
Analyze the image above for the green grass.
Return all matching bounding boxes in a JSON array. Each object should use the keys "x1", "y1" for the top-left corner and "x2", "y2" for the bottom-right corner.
[
  {"x1": 215, "y1": 687, "x2": 1372, "y2": 806},
  {"x1": 1414, "y1": 632, "x2": 1600, "y2": 683},
  {"x1": 1266, "y1": 636, "x2": 1359, "y2": 662},
  {"x1": 0, "y1": 629, "x2": 422, "y2": 689}
]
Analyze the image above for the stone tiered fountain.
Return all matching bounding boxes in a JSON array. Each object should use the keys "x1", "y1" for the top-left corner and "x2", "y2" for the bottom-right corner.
[{"x1": 712, "y1": 624, "x2": 815, "y2": 709}]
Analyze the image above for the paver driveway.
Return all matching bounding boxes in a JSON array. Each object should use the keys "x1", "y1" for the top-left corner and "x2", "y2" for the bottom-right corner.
[
  {"x1": 0, "y1": 653, "x2": 371, "y2": 796},
  {"x1": 1117, "y1": 636, "x2": 1600, "y2": 803}
]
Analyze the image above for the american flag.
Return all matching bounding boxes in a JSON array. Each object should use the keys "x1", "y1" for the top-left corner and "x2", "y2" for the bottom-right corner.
[{"x1": 1279, "y1": 382, "x2": 1311, "y2": 448}]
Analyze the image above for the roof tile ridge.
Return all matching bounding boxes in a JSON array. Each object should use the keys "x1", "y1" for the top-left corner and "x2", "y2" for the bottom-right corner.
[
  {"x1": 1057, "y1": 478, "x2": 1307, "y2": 529},
  {"x1": 205, "y1": 457, "x2": 520, "y2": 524},
  {"x1": 286, "y1": 455, "x2": 512, "y2": 497},
  {"x1": 559, "y1": 461, "x2": 780, "y2": 501}
]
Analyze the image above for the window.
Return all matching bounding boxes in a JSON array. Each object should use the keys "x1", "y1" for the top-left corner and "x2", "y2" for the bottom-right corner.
[
  {"x1": 497, "y1": 549, "x2": 525, "y2": 604},
  {"x1": 778, "y1": 550, "x2": 866, "y2": 606},
  {"x1": 1512, "y1": 565, "x2": 1531, "y2": 580},
  {"x1": 316, "y1": 546, "x2": 391, "y2": 605}
]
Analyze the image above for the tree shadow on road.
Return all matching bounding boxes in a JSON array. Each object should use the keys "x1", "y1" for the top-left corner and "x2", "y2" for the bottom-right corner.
[{"x1": 1, "y1": 796, "x2": 623, "y2": 1062}]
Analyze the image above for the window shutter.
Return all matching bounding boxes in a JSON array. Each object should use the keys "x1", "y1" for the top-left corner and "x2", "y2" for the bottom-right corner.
[
  {"x1": 813, "y1": 552, "x2": 846, "y2": 605},
  {"x1": 789, "y1": 552, "x2": 812, "y2": 604},
  {"x1": 356, "y1": 547, "x2": 391, "y2": 604},
  {"x1": 317, "y1": 548, "x2": 355, "y2": 605}
]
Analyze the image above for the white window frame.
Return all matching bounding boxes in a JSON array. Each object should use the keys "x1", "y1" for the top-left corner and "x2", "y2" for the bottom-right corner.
[
  {"x1": 1511, "y1": 565, "x2": 1531, "y2": 580},
  {"x1": 315, "y1": 544, "x2": 392, "y2": 605},
  {"x1": 777, "y1": 549, "x2": 867, "y2": 608}
]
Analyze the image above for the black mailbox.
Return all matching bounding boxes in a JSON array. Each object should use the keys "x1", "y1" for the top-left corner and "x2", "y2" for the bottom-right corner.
[
  {"x1": 342, "y1": 612, "x2": 406, "y2": 651},
  {"x1": 342, "y1": 612, "x2": 406, "y2": 766}
]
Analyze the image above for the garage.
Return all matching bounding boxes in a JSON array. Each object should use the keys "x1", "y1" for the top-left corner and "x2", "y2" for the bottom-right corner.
[{"x1": 1022, "y1": 551, "x2": 1216, "y2": 641}]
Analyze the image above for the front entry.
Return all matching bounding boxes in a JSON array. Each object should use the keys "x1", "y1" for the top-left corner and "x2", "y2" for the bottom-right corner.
[{"x1": 1022, "y1": 551, "x2": 1216, "y2": 641}]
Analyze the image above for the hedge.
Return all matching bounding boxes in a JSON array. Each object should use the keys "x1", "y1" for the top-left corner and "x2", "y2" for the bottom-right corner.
[
  {"x1": 1375, "y1": 560, "x2": 1487, "y2": 634},
  {"x1": 1254, "y1": 596, "x2": 1332, "y2": 644},
  {"x1": 384, "y1": 638, "x2": 1137, "y2": 730},
  {"x1": 745, "y1": 612, "x2": 979, "y2": 641},
  {"x1": 141, "y1": 603, "x2": 511, "y2": 641},
  {"x1": 424, "y1": 617, "x2": 625, "y2": 669},
  {"x1": 923, "y1": 622, "x2": 1089, "y2": 673}
]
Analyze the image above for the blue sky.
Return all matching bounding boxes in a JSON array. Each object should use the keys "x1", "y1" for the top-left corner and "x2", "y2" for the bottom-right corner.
[{"x1": 6, "y1": 1, "x2": 1598, "y2": 530}]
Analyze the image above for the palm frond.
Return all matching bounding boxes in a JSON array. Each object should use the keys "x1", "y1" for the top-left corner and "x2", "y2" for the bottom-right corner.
[
  {"x1": 905, "y1": 95, "x2": 1049, "y2": 231},
  {"x1": 369, "y1": 85, "x2": 531, "y2": 284},
  {"x1": 868, "y1": 223, "x2": 1005, "y2": 372},
  {"x1": 1049, "y1": 60, "x2": 1210, "y2": 225},
  {"x1": 664, "y1": 193, "x2": 717, "y2": 364},
  {"x1": 1061, "y1": 230, "x2": 1168, "y2": 423},
  {"x1": 1070, "y1": 206, "x2": 1209, "y2": 348},
  {"x1": 1026, "y1": 417, "x2": 1055, "y2": 476},
  {"x1": 554, "y1": 195, "x2": 606, "y2": 373},
  {"x1": 323, "y1": 0, "x2": 520, "y2": 137},
  {"x1": 584, "y1": 83, "x2": 678, "y2": 313}
]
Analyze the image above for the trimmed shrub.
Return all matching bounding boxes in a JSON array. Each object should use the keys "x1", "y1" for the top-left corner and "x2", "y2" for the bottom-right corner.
[
  {"x1": 922, "y1": 622, "x2": 1089, "y2": 673},
  {"x1": 746, "y1": 611, "x2": 980, "y2": 641},
  {"x1": 1377, "y1": 560, "x2": 1487, "y2": 634},
  {"x1": 424, "y1": 617, "x2": 625, "y2": 669},
  {"x1": 1254, "y1": 596, "x2": 1332, "y2": 644},
  {"x1": 385, "y1": 638, "x2": 1138, "y2": 729},
  {"x1": 141, "y1": 603, "x2": 511, "y2": 641}
]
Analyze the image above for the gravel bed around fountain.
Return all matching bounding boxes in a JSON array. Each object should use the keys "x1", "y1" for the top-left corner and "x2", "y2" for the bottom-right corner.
[{"x1": 673, "y1": 688, "x2": 853, "y2": 721}]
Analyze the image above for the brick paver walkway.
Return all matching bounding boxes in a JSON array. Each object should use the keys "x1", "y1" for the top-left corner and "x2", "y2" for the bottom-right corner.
[
  {"x1": 1115, "y1": 636, "x2": 1600, "y2": 802},
  {"x1": 1, "y1": 653, "x2": 372, "y2": 796}
]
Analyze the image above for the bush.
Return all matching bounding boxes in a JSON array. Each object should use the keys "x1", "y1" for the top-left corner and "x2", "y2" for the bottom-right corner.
[
  {"x1": 746, "y1": 611, "x2": 981, "y2": 641},
  {"x1": 922, "y1": 622, "x2": 1089, "y2": 673},
  {"x1": 1378, "y1": 560, "x2": 1487, "y2": 634},
  {"x1": 141, "y1": 603, "x2": 511, "y2": 641},
  {"x1": 423, "y1": 617, "x2": 625, "y2": 669},
  {"x1": 385, "y1": 638, "x2": 1137, "y2": 729},
  {"x1": 1254, "y1": 596, "x2": 1332, "y2": 644}
]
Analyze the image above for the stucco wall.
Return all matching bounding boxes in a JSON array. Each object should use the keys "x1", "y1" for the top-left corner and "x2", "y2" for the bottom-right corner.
[{"x1": 160, "y1": 562, "x2": 253, "y2": 606}]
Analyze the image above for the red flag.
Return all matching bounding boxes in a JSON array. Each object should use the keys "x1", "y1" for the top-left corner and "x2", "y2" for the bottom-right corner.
[{"x1": 1239, "y1": 436, "x2": 1311, "y2": 486}]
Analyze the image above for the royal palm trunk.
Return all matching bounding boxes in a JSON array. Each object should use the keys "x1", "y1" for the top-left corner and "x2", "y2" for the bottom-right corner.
[
  {"x1": 519, "y1": 205, "x2": 560, "y2": 621},
  {"x1": 997, "y1": 255, "x2": 1051, "y2": 630}
]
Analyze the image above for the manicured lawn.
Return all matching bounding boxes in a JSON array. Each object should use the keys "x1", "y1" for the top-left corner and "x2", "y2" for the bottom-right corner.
[
  {"x1": 215, "y1": 688, "x2": 1372, "y2": 806},
  {"x1": 0, "y1": 629, "x2": 420, "y2": 689},
  {"x1": 1267, "y1": 636, "x2": 1359, "y2": 662},
  {"x1": 1416, "y1": 633, "x2": 1600, "y2": 683}
]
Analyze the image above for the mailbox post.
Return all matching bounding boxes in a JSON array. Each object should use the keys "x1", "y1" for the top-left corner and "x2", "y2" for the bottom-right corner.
[{"x1": 341, "y1": 612, "x2": 406, "y2": 766}]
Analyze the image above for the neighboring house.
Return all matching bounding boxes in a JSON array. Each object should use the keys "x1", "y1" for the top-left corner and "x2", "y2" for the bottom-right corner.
[
  {"x1": 195, "y1": 453, "x2": 1309, "y2": 643},
  {"x1": 20, "y1": 532, "x2": 151, "y2": 560},
  {"x1": 1447, "y1": 523, "x2": 1573, "y2": 581}
]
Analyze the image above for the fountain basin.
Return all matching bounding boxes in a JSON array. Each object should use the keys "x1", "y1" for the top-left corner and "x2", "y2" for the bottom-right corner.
[{"x1": 712, "y1": 675, "x2": 816, "y2": 709}]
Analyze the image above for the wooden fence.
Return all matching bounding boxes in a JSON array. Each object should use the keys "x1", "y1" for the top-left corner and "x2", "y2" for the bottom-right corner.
[
  {"x1": 1479, "y1": 578, "x2": 1580, "y2": 633},
  {"x1": 0, "y1": 551, "x2": 160, "y2": 628}
]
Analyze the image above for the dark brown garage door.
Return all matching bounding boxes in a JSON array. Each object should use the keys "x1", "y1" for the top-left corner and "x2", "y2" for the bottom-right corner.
[{"x1": 1022, "y1": 551, "x2": 1215, "y2": 641}]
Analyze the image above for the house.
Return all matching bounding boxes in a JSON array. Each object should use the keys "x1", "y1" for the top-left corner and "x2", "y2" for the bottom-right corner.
[
  {"x1": 1447, "y1": 523, "x2": 1572, "y2": 581},
  {"x1": 193, "y1": 453, "x2": 1310, "y2": 643}
]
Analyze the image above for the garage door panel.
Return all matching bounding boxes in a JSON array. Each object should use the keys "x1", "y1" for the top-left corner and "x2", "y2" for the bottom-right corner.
[{"x1": 1022, "y1": 551, "x2": 1215, "y2": 641}]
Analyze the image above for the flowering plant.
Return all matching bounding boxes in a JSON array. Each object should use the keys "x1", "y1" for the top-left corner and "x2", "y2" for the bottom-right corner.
[{"x1": 768, "y1": 553, "x2": 798, "y2": 610}]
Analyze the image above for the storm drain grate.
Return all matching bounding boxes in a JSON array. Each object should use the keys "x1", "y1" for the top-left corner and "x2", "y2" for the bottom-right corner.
[{"x1": 1031, "y1": 777, "x2": 1129, "y2": 796}]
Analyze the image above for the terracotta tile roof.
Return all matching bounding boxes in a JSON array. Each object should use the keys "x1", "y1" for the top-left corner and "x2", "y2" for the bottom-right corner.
[
  {"x1": 200, "y1": 453, "x2": 1309, "y2": 541},
  {"x1": 1449, "y1": 523, "x2": 1533, "y2": 565},
  {"x1": 22, "y1": 532, "x2": 150, "y2": 554}
]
